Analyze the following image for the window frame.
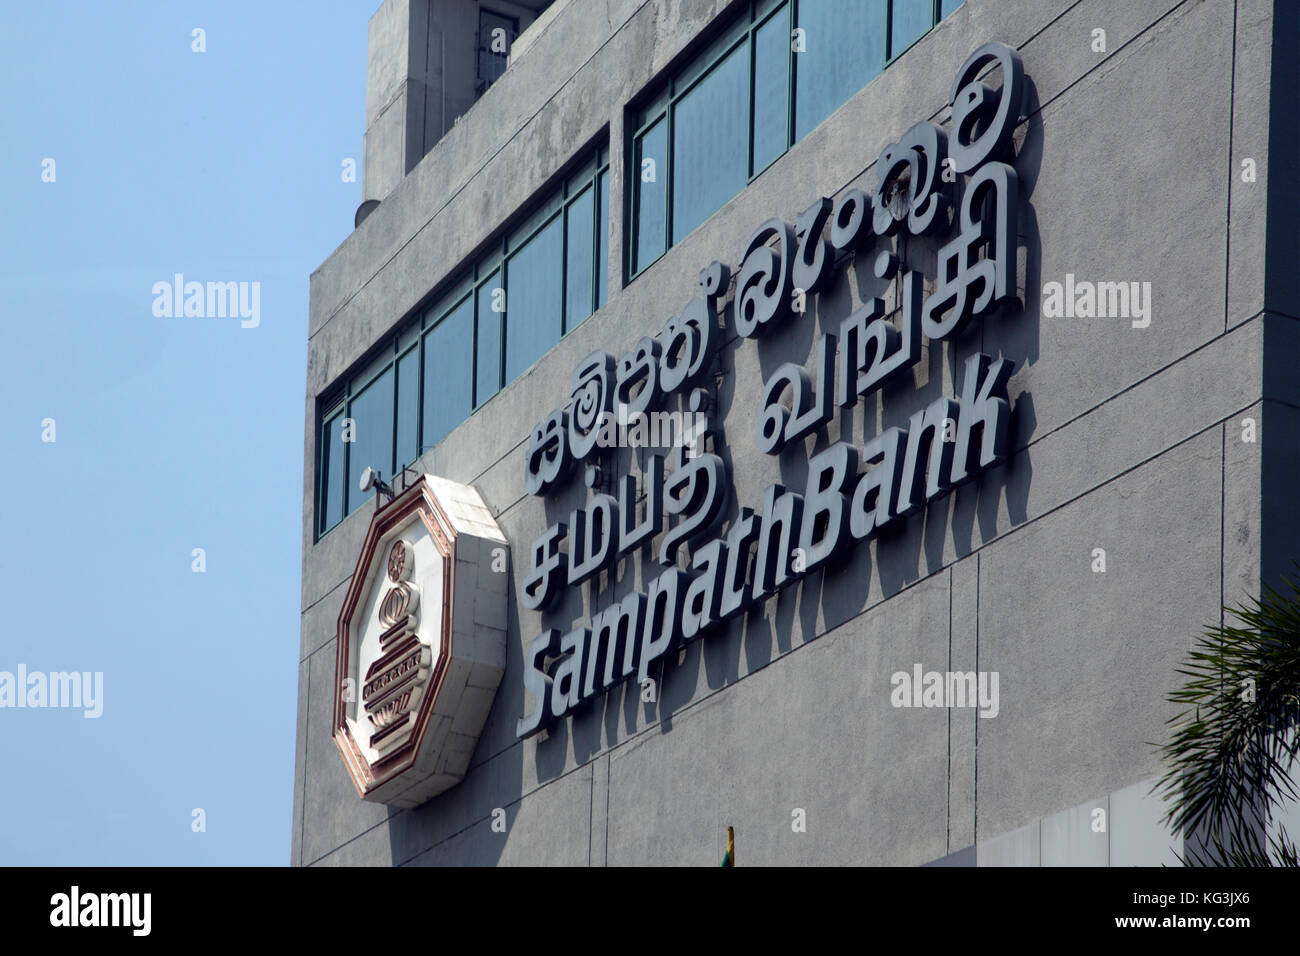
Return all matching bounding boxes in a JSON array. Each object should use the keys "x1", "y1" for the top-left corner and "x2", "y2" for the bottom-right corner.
[
  {"x1": 563, "y1": 180, "x2": 598, "y2": 332},
  {"x1": 315, "y1": 143, "x2": 610, "y2": 540},
  {"x1": 473, "y1": 265, "x2": 504, "y2": 408},
  {"x1": 885, "y1": 0, "x2": 946, "y2": 65},
  {"x1": 627, "y1": 10, "x2": 760, "y2": 280},
  {"x1": 419, "y1": 290, "x2": 472, "y2": 457},
  {"x1": 317, "y1": 398, "x2": 348, "y2": 538},
  {"x1": 626, "y1": 0, "x2": 957, "y2": 282}
]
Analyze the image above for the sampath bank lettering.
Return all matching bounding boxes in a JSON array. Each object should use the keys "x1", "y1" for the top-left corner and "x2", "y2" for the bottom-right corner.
[{"x1": 516, "y1": 40, "x2": 1028, "y2": 739}]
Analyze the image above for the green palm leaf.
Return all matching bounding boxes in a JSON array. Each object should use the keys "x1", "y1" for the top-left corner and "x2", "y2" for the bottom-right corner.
[{"x1": 1154, "y1": 573, "x2": 1300, "y2": 866}]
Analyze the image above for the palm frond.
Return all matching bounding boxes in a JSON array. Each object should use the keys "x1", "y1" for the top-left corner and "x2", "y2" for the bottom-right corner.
[{"x1": 1154, "y1": 572, "x2": 1300, "y2": 867}]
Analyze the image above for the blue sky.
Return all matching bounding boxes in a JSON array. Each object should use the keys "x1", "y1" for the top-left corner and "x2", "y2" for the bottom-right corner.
[{"x1": 0, "y1": 1, "x2": 370, "y2": 865}]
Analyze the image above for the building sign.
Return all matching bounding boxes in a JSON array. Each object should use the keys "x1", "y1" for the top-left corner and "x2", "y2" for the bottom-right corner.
[
  {"x1": 333, "y1": 475, "x2": 509, "y2": 807},
  {"x1": 514, "y1": 40, "x2": 1028, "y2": 740}
]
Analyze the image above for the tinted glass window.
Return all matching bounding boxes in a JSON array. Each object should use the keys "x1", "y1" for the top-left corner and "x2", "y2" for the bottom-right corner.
[
  {"x1": 565, "y1": 186, "x2": 595, "y2": 330},
  {"x1": 671, "y1": 43, "x2": 748, "y2": 244},
  {"x1": 422, "y1": 298, "x2": 474, "y2": 452},
  {"x1": 633, "y1": 119, "x2": 667, "y2": 273},
  {"x1": 505, "y1": 216, "x2": 564, "y2": 381},
  {"x1": 347, "y1": 367, "x2": 394, "y2": 507},
  {"x1": 597, "y1": 169, "x2": 609, "y2": 307},
  {"x1": 619, "y1": 0, "x2": 958, "y2": 293},
  {"x1": 475, "y1": 273, "x2": 503, "y2": 407},
  {"x1": 316, "y1": 145, "x2": 607, "y2": 536},
  {"x1": 752, "y1": 6, "x2": 790, "y2": 175},
  {"x1": 395, "y1": 348, "x2": 419, "y2": 468},
  {"x1": 320, "y1": 410, "x2": 347, "y2": 532},
  {"x1": 794, "y1": 0, "x2": 885, "y2": 139},
  {"x1": 890, "y1": 0, "x2": 931, "y2": 58}
]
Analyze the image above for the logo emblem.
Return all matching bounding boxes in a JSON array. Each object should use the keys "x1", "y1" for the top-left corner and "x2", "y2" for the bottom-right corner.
[{"x1": 332, "y1": 474, "x2": 509, "y2": 807}]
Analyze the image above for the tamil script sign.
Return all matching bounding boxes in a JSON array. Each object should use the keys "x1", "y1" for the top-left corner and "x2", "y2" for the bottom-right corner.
[{"x1": 516, "y1": 41, "x2": 1027, "y2": 739}]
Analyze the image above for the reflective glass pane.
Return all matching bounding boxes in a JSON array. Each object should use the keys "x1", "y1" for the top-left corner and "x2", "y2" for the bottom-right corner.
[
  {"x1": 424, "y1": 273, "x2": 472, "y2": 326},
  {"x1": 505, "y1": 216, "x2": 564, "y2": 381},
  {"x1": 506, "y1": 188, "x2": 563, "y2": 253},
  {"x1": 347, "y1": 367, "x2": 395, "y2": 510},
  {"x1": 673, "y1": 15, "x2": 747, "y2": 92},
  {"x1": 634, "y1": 92, "x2": 668, "y2": 132},
  {"x1": 422, "y1": 297, "x2": 474, "y2": 451},
  {"x1": 395, "y1": 348, "x2": 419, "y2": 467},
  {"x1": 398, "y1": 320, "x2": 420, "y2": 352},
  {"x1": 597, "y1": 169, "x2": 609, "y2": 306},
  {"x1": 940, "y1": 0, "x2": 964, "y2": 16},
  {"x1": 890, "y1": 0, "x2": 932, "y2": 58},
  {"x1": 353, "y1": 348, "x2": 392, "y2": 392},
  {"x1": 477, "y1": 244, "x2": 503, "y2": 278},
  {"x1": 566, "y1": 153, "x2": 597, "y2": 194},
  {"x1": 671, "y1": 43, "x2": 748, "y2": 244},
  {"x1": 794, "y1": 0, "x2": 885, "y2": 140},
  {"x1": 633, "y1": 120, "x2": 667, "y2": 273},
  {"x1": 752, "y1": 5, "x2": 790, "y2": 175},
  {"x1": 320, "y1": 410, "x2": 346, "y2": 533},
  {"x1": 475, "y1": 272, "x2": 503, "y2": 407},
  {"x1": 565, "y1": 187, "x2": 595, "y2": 330}
]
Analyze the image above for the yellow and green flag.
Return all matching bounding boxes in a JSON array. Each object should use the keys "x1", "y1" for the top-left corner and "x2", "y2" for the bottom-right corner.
[{"x1": 720, "y1": 826, "x2": 734, "y2": 867}]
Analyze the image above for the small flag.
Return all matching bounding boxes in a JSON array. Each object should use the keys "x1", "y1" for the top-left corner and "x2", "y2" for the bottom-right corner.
[{"x1": 720, "y1": 826, "x2": 735, "y2": 867}]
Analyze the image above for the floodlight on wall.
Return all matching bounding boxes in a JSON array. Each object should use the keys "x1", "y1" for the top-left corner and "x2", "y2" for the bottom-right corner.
[
  {"x1": 360, "y1": 464, "x2": 424, "y2": 513},
  {"x1": 359, "y1": 466, "x2": 395, "y2": 512}
]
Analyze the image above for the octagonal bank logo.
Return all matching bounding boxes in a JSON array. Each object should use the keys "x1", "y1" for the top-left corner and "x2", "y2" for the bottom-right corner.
[{"x1": 333, "y1": 474, "x2": 508, "y2": 808}]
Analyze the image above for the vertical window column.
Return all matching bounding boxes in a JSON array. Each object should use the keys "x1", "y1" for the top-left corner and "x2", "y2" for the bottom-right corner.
[
  {"x1": 631, "y1": 118, "x2": 668, "y2": 274},
  {"x1": 422, "y1": 295, "x2": 474, "y2": 453},
  {"x1": 474, "y1": 270, "x2": 503, "y2": 408},
  {"x1": 346, "y1": 366, "x2": 395, "y2": 511}
]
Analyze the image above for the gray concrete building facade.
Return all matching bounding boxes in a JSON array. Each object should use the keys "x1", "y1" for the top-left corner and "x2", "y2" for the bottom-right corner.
[{"x1": 293, "y1": 0, "x2": 1300, "y2": 866}]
